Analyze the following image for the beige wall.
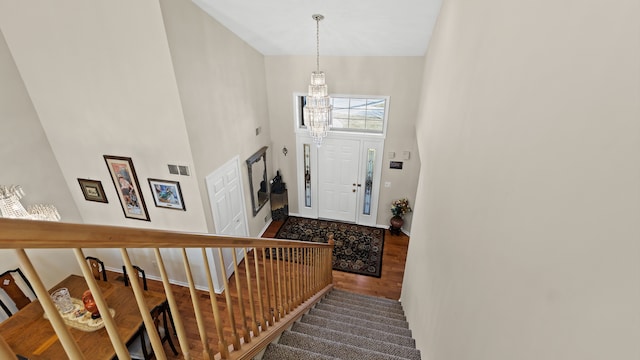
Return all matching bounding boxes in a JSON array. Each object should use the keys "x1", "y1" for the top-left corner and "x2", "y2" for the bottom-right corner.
[
  {"x1": 0, "y1": 29, "x2": 82, "y2": 288},
  {"x1": 0, "y1": 0, "x2": 208, "y2": 233},
  {"x1": 0, "y1": 0, "x2": 270, "y2": 291},
  {"x1": 159, "y1": 0, "x2": 272, "y2": 236},
  {"x1": 265, "y1": 56, "x2": 424, "y2": 230},
  {"x1": 402, "y1": 0, "x2": 640, "y2": 359}
]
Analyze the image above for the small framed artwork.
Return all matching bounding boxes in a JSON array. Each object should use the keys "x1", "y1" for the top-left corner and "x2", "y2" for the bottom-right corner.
[
  {"x1": 77, "y1": 179, "x2": 108, "y2": 203},
  {"x1": 104, "y1": 155, "x2": 150, "y2": 221},
  {"x1": 148, "y1": 178, "x2": 186, "y2": 210}
]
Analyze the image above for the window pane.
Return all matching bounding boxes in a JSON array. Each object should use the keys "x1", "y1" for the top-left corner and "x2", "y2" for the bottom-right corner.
[
  {"x1": 332, "y1": 109, "x2": 349, "y2": 129},
  {"x1": 350, "y1": 109, "x2": 367, "y2": 120},
  {"x1": 350, "y1": 98, "x2": 367, "y2": 109},
  {"x1": 304, "y1": 144, "x2": 311, "y2": 207},
  {"x1": 332, "y1": 97, "x2": 350, "y2": 109},
  {"x1": 332, "y1": 118, "x2": 349, "y2": 128},
  {"x1": 349, "y1": 120, "x2": 366, "y2": 129},
  {"x1": 366, "y1": 109, "x2": 384, "y2": 121},
  {"x1": 299, "y1": 96, "x2": 307, "y2": 127},
  {"x1": 368, "y1": 99, "x2": 386, "y2": 108},
  {"x1": 363, "y1": 149, "x2": 376, "y2": 215},
  {"x1": 365, "y1": 120, "x2": 384, "y2": 131},
  {"x1": 333, "y1": 108, "x2": 350, "y2": 120}
]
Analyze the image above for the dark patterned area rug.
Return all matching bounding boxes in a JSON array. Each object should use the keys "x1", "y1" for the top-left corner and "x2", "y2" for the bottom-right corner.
[{"x1": 275, "y1": 216, "x2": 385, "y2": 278}]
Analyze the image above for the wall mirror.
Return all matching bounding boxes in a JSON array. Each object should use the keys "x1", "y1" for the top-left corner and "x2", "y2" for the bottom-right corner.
[{"x1": 246, "y1": 146, "x2": 269, "y2": 216}]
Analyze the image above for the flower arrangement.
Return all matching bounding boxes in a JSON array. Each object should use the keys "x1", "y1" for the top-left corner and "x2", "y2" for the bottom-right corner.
[{"x1": 391, "y1": 198, "x2": 412, "y2": 217}]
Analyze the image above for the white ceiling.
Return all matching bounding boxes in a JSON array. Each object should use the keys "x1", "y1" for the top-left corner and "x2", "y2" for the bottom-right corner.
[{"x1": 191, "y1": 0, "x2": 442, "y2": 57}]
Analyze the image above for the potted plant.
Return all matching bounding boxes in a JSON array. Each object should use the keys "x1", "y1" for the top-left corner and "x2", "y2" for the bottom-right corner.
[{"x1": 390, "y1": 198, "x2": 412, "y2": 234}]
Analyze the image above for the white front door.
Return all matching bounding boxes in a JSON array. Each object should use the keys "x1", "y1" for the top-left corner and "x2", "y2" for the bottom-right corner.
[
  {"x1": 297, "y1": 134, "x2": 384, "y2": 226},
  {"x1": 318, "y1": 138, "x2": 360, "y2": 222},
  {"x1": 206, "y1": 156, "x2": 248, "y2": 291}
]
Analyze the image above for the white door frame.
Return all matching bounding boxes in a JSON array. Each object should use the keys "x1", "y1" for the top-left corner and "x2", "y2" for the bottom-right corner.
[
  {"x1": 205, "y1": 155, "x2": 249, "y2": 293},
  {"x1": 295, "y1": 132, "x2": 385, "y2": 226}
]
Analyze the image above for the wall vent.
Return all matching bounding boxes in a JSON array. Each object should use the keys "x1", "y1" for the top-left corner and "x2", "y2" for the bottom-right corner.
[{"x1": 168, "y1": 164, "x2": 190, "y2": 176}]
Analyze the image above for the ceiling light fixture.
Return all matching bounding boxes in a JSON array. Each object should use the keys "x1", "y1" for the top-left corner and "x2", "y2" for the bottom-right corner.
[
  {"x1": 0, "y1": 185, "x2": 60, "y2": 221},
  {"x1": 303, "y1": 14, "x2": 332, "y2": 145}
]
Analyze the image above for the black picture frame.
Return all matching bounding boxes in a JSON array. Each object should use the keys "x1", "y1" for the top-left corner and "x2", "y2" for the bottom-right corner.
[
  {"x1": 104, "y1": 155, "x2": 150, "y2": 221},
  {"x1": 148, "y1": 178, "x2": 186, "y2": 211},
  {"x1": 77, "y1": 178, "x2": 108, "y2": 203}
]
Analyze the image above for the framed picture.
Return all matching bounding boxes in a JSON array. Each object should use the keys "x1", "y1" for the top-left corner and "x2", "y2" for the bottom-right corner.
[
  {"x1": 103, "y1": 155, "x2": 150, "y2": 221},
  {"x1": 77, "y1": 178, "x2": 108, "y2": 203},
  {"x1": 148, "y1": 178, "x2": 186, "y2": 210}
]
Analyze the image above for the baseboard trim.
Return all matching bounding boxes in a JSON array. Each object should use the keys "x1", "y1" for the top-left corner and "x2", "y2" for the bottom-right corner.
[{"x1": 257, "y1": 218, "x2": 273, "y2": 237}]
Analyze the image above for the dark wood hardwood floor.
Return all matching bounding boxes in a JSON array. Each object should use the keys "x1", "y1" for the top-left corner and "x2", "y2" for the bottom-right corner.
[
  {"x1": 262, "y1": 220, "x2": 410, "y2": 301},
  {"x1": 106, "y1": 218, "x2": 410, "y2": 359}
]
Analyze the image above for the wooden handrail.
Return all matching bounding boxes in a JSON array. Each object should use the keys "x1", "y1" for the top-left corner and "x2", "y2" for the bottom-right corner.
[
  {"x1": 0, "y1": 218, "x2": 334, "y2": 360},
  {"x1": 0, "y1": 218, "x2": 330, "y2": 249}
]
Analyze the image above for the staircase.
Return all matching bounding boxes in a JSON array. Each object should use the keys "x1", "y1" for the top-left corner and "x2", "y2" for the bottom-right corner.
[{"x1": 260, "y1": 289, "x2": 421, "y2": 360}]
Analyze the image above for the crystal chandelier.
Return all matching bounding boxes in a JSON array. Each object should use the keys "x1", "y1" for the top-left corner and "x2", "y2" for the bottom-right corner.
[
  {"x1": 303, "y1": 14, "x2": 332, "y2": 145},
  {"x1": 0, "y1": 185, "x2": 60, "y2": 221}
]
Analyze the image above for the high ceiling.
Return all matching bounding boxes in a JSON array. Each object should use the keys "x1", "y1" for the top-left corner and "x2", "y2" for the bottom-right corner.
[{"x1": 192, "y1": 0, "x2": 442, "y2": 57}]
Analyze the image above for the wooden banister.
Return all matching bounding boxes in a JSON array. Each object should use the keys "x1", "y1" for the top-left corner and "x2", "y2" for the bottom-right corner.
[
  {"x1": 0, "y1": 218, "x2": 329, "y2": 249},
  {"x1": 0, "y1": 218, "x2": 334, "y2": 360}
]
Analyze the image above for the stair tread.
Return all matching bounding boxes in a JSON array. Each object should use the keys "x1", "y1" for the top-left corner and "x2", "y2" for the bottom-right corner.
[
  {"x1": 309, "y1": 308, "x2": 412, "y2": 337},
  {"x1": 325, "y1": 293, "x2": 406, "y2": 313},
  {"x1": 315, "y1": 302, "x2": 410, "y2": 328},
  {"x1": 279, "y1": 330, "x2": 410, "y2": 360},
  {"x1": 301, "y1": 313, "x2": 416, "y2": 348},
  {"x1": 331, "y1": 289, "x2": 404, "y2": 307},
  {"x1": 321, "y1": 297, "x2": 407, "y2": 320},
  {"x1": 262, "y1": 343, "x2": 340, "y2": 360},
  {"x1": 292, "y1": 321, "x2": 421, "y2": 360}
]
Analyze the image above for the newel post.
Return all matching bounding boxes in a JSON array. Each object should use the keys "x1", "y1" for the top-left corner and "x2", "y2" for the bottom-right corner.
[{"x1": 327, "y1": 234, "x2": 335, "y2": 284}]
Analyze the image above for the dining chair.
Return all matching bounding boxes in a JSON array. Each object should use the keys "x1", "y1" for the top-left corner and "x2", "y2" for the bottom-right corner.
[
  {"x1": 121, "y1": 265, "x2": 178, "y2": 358},
  {"x1": 0, "y1": 268, "x2": 35, "y2": 317},
  {"x1": 122, "y1": 265, "x2": 148, "y2": 291},
  {"x1": 127, "y1": 301, "x2": 179, "y2": 359},
  {"x1": 85, "y1": 256, "x2": 108, "y2": 282}
]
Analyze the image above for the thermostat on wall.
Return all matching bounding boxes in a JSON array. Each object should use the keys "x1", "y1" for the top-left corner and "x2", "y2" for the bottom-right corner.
[{"x1": 390, "y1": 161, "x2": 403, "y2": 169}]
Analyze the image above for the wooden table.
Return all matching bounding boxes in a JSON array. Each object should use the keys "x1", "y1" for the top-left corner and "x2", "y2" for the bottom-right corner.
[{"x1": 0, "y1": 274, "x2": 166, "y2": 359}]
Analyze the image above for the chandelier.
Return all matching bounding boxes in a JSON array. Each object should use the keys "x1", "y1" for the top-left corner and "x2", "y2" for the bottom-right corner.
[
  {"x1": 0, "y1": 185, "x2": 60, "y2": 221},
  {"x1": 303, "y1": 14, "x2": 332, "y2": 145}
]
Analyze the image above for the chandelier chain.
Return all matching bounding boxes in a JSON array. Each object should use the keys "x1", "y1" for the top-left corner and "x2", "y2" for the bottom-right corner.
[{"x1": 316, "y1": 16, "x2": 320, "y2": 72}]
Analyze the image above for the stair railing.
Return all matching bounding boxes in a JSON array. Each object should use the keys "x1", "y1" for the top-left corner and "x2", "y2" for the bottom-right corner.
[{"x1": 0, "y1": 218, "x2": 334, "y2": 360}]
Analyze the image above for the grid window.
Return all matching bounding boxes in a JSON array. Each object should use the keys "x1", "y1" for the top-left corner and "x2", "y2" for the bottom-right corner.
[{"x1": 299, "y1": 95, "x2": 387, "y2": 134}]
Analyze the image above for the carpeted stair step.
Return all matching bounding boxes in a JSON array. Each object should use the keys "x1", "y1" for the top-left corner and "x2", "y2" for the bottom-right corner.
[
  {"x1": 330, "y1": 289, "x2": 404, "y2": 309},
  {"x1": 308, "y1": 308, "x2": 412, "y2": 337},
  {"x1": 261, "y1": 343, "x2": 339, "y2": 360},
  {"x1": 291, "y1": 322, "x2": 421, "y2": 360},
  {"x1": 300, "y1": 313, "x2": 416, "y2": 348},
  {"x1": 315, "y1": 302, "x2": 410, "y2": 329},
  {"x1": 324, "y1": 293, "x2": 406, "y2": 314},
  {"x1": 320, "y1": 297, "x2": 407, "y2": 320},
  {"x1": 277, "y1": 330, "x2": 409, "y2": 360}
]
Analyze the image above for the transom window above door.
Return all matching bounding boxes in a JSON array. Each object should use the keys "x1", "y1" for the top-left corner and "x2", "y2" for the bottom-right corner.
[{"x1": 295, "y1": 94, "x2": 389, "y2": 136}]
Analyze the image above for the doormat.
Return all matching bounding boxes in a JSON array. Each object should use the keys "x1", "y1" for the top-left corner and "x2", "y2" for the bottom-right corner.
[{"x1": 274, "y1": 216, "x2": 385, "y2": 278}]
